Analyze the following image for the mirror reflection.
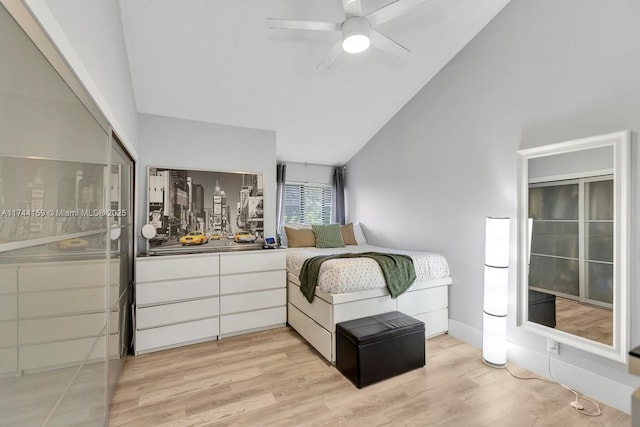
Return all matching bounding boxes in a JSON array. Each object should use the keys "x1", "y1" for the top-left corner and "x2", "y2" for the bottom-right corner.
[
  {"x1": 519, "y1": 132, "x2": 629, "y2": 362},
  {"x1": 527, "y1": 147, "x2": 613, "y2": 345}
]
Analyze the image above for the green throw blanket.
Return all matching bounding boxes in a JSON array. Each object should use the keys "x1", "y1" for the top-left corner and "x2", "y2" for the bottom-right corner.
[{"x1": 299, "y1": 252, "x2": 416, "y2": 303}]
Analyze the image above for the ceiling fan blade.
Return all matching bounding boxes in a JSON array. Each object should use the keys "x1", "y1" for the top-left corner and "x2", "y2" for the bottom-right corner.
[
  {"x1": 367, "y1": 0, "x2": 430, "y2": 27},
  {"x1": 267, "y1": 18, "x2": 340, "y2": 32},
  {"x1": 370, "y1": 30, "x2": 410, "y2": 58},
  {"x1": 343, "y1": 0, "x2": 362, "y2": 17},
  {"x1": 317, "y1": 39, "x2": 343, "y2": 70}
]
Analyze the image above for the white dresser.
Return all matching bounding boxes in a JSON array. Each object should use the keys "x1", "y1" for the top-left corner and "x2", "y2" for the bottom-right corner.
[
  {"x1": 0, "y1": 259, "x2": 120, "y2": 375},
  {"x1": 135, "y1": 249, "x2": 286, "y2": 355},
  {"x1": 219, "y1": 251, "x2": 287, "y2": 337}
]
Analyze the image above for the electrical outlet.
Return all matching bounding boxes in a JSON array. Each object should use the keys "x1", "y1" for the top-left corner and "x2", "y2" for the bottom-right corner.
[{"x1": 547, "y1": 338, "x2": 560, "y2": 355}]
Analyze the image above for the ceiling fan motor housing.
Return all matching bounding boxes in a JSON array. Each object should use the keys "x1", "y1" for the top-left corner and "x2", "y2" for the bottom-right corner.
[{"x1": 341, "y1": 16, "x2": 371, "y2": 54}]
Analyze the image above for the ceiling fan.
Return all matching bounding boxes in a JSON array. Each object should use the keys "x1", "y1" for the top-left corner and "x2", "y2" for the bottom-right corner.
[{"x1": 267, "y1": 0, "x2": 430, "y2": 69}]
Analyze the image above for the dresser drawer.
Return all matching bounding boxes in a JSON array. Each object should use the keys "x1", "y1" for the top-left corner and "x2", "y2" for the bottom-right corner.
[
  {"x1": 137, "y1": 297, "x2": 219, "y2": 329},
  {"x1": 220, "y1": 250, "x2": 285, "y2": 275},
  {"x1": 0, "y1": 347, "x2": 17, "y2": 374},
  {"x1": 220, "y1": 288, "x2": 285, "y2": 315},
  {"x1": 19, "y1": 312, "x2": 116, "y2": 345},
  {"x1": 0, "y1": 266, "x2": 17, "y2": 294},
  {"x1": 220, "y1": 306, "x2": 286, "y2": 335},
  {"x1": 18, "y1": 259, "x2": 119, "y2": 291},
  {"x1": 137, "y1": 254, "x2": 219, "y2": 282},
  {"x1": 0, "y1": 295, "x2": 17, "y2": 321},
  {"x1": 0, "y1": 321, "x2": 17, "y2": 347},
  {"x1": 220, "y1": 270, "x2": 285, "y2": 294},
  {"x1": 19, "y1": 335, "x2": 114, "y2": 371},
  {"x1": 136, "y1": 276, "x2": 219, "y2": 306},
  {"x1": 19, "y1": 286, "x2": 118, "y2": 318},
  {"x1": 136, "y1": 318, "x2": 218, "y2": 354}
]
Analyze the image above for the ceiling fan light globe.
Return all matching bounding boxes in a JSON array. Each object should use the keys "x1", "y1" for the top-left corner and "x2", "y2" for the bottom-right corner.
[
  {"x1": 342, "y1": 34, "x2": 370, "y2": 53},
  {"x1": 341, "y1": 16, "x2": 371, "y2": 54}
]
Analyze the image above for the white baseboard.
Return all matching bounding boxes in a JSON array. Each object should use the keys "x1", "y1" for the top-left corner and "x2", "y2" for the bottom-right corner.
[
  {"x1": 448, "y1": 318, "x2": 482, "y2": 349},
  {"x1": 508, "y1": 344, "x2": 633, "y2": 414},
  {"x1": 446, "y1": 319, "x2": 633, "y2": 414}
]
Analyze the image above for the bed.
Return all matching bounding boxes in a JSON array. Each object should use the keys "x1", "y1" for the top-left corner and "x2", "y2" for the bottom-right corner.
[{"x1": 285, "y1": 230, "x2": 452, "y2": 364}]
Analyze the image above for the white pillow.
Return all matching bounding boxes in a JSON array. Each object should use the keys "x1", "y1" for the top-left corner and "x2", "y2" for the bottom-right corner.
[
  {"x1": 352, "y1": 222, "x2": 367, "y2": 245},
  {"x1": 280, "y1": 223, "x2": 312, "y2": 247}
]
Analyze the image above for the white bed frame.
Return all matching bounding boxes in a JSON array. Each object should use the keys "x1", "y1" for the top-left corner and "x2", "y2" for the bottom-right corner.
[{"x1": 287, "y1": 272, "x2": 452, "y2": 363}]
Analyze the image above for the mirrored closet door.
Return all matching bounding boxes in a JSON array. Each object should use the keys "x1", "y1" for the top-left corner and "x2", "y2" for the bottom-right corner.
[{"x1": 0, "y1": 3, "x2": 134, "y2": 425}]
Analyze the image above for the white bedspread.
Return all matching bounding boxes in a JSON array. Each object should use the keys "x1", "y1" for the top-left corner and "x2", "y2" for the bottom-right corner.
[{"x1": 286, "y1": 245, "x2": 450, "y2": 294}]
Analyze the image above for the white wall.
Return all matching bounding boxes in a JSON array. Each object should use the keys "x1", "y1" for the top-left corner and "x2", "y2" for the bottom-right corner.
[
  {"x1": 137, "y1": 113, "x2": 277, "y2": 247},
  {"x1": 24, "y1": 0, "x2": 138, "y2": 156},
  {"x1": 346, "y1": 0, "x2": 640, "y2": 413}
]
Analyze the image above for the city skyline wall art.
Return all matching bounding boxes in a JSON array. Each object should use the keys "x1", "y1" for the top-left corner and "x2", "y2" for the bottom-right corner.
[{"x1": 146, "y1": 166, "x2": 264, "y2": 249}]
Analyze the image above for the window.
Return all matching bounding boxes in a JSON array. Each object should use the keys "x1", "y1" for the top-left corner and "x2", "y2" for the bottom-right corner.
[
  {"x1": 528, "y1": 175, "x2": 613, "y2": 307},
  {"x1": 283, "y1": 183, "x2": 333, "y2": 225}
]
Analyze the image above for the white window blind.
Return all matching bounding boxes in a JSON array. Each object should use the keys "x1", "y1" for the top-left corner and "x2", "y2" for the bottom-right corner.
[{"x1": 283, "y1": 183, "x2": 333, "y2": 225}]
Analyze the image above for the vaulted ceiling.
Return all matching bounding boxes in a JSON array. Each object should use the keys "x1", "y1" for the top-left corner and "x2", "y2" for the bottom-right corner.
[{"x1": 119, "y1": 0, "x2": 510, "y2": 165}]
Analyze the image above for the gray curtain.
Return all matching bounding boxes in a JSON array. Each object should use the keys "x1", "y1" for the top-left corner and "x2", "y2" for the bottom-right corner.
[
  {"x1": 276, "y1": 163, "x2": 286, "y2": 236},
  {"x1": 333, "y1": 166, "x2": 345, "y2": 225}
]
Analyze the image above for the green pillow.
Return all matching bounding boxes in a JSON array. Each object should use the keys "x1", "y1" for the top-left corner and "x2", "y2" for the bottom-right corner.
[{"x1": 312, "y1": 224, "x2": 345, "y2": 248}]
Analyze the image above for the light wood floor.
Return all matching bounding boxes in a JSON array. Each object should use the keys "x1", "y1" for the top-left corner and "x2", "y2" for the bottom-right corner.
[
  {"x1": 0, "y1": 358, "x2": 121, "y2": 427},
  {"x1": 556, "y1": 298, "x2": 613, "y2": 345},
  {"x1": 109, "y1": 328, "x2": 629, "y2": 427}
]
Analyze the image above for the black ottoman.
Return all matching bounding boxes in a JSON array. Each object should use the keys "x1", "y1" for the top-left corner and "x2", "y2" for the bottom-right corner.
[
  {"x1": 336, "y1": 311, "x2": 425, "y2": 388},
  {"x1": 529, "y1": 289, "x2": 556, "y2": 328}
]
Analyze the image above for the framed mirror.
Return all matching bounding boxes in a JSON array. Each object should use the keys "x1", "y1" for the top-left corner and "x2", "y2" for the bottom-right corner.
[{"x1": 517, "y1": 131, "x2": 630, "y2": 362}]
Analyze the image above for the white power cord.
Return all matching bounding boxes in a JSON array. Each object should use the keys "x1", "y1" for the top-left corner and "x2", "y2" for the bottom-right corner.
[
  {"x1": 503, "y1": 354, "x2": 602, "y2": 417},
  {"x1": 547, "y1": 351, "x2": 602, "y2": 417}
]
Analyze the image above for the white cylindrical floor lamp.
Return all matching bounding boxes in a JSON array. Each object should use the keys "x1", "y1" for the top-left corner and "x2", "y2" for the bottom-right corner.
[{"x1": 482, "y1": 216, "x2": 510, "y2": 368}]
